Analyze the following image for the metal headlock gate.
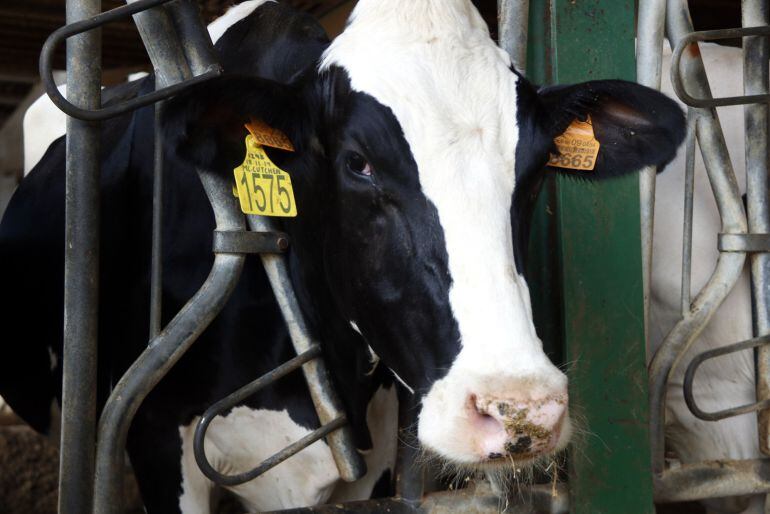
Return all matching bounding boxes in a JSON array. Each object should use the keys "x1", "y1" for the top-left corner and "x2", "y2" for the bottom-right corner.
[
  {"x1": 639, "y1": 0, "x2": 770, "y2": 508},
  {"x1": 41, "y1": 0, "x2": 770, "y2": 512}
]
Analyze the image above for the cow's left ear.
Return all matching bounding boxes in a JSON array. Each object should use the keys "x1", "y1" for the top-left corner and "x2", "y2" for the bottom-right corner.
[
  {"x1": 534, "y1": 79, "x2": 686, "y2": 179},
  {"x1": 162, "y1": 75, "x2": 313, "y2": 175}
]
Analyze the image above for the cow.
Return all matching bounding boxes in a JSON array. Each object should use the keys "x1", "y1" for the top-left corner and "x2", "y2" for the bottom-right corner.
[
  {"x1": 653, "y1": 41, "x2": 761, "y2": 514},
  {"x1": 0, "y1": 0, "x2": 685, "y2": 512}
]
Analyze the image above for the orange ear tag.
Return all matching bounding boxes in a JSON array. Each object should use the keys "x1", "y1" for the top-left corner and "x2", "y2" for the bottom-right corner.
[
  {"x1": 245, "y1": 119, "x2": 295, "y2": 152},
  {"x1": 547, "y1": 116, "x2": 601, "y2": 172}
]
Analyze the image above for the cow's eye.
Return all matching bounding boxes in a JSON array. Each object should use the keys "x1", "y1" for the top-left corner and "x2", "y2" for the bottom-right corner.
[{"x1": 346, "y1": 152, "x2": 372, "y2": 177}]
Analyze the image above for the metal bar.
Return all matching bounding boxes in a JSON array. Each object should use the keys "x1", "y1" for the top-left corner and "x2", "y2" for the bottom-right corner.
[
  {"x1": 546, "y1": 1, "x2": 655, "y2": 512},
  {"x1": 194, "y1": 346, "x2": 350, "y2": 486},
  {"x1": 742, "y1": 0, "x2": 770, "y2": 457},
  {"x1": 498, "y1": 0, "x2": 530, "y2": 74},
  {"x1": 212, "y1": 230, "x2": 289, "y2": 255},
  {"x1": 671, "y1": 26, "x2": 770, "y2": 108},
  {"x1": 38, "y1": 0, "x2": 221, "y2": 122},
  {"x1": 58, "y1": 0, "x2": 101, "y2": 511},
  {"x1": 649, "y1": 0, "x2": 748, "y2": 475},
  {"x1": 149, "y1": 95, "x2": 163, "y2": 339},
  {"x1": 683, "y1": 335, "x2": 770, "y2": 421},
  {"x1": 719, "y1": 233, "x2": 770, "y2": 252},
  {"x1": 247, "y1": 215, "x2": 366, "y2": 483},
  {"x1": 681, "y1": 109, "x2": 697, "y2": 316},
  {"x1": 125, "y1": 0, "x2": 189, "y2": 87},
  {"x1": 394, "y1": 391, "x2": 423, "y2": 503},
  {"x1": 637, "y1": 0, "x2": 667, "y2": 346},
  {"x1": 93, "y1": 171, "x2": 246, "y2": 514},
  {"x1": 655, "y1": 459, "x2": 770, "y2": 503},
  {"x1": 165, "y1": 0, "x2": 219, "y2": 76}
]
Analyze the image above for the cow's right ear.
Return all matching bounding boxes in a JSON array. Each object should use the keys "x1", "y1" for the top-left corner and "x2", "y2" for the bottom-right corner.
[{"x1": 162, "y1": 75, "x2": 311, "y2": 174}]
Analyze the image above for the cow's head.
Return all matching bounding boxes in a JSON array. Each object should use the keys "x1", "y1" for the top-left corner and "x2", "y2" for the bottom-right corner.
[{"x1": 166, "y1": 0, "x2": 684, "y2": 467}]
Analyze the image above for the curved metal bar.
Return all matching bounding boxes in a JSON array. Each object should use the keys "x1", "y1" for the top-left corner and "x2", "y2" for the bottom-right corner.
[
  {"x1": 194, "y1": 346, "x2": 351, "y2": 486},
  {"x1": 671, "y1": 26, "x2": 770, "y2": 108},
  {"x1": 683, "y1": 335, "x2": 770, "y2": 421},
  {"x1": 93, "y1": 171, "x2": 246, "y2": 514},
  {"x1": 38, "y1": 0, "x2": 220, "y2": 122},
  {"x1": 248, "y1": 215, "x2": 367, "y2": 483},
  {"x1": 649, "y1": 0, "x2": 749, "y2": 475}
]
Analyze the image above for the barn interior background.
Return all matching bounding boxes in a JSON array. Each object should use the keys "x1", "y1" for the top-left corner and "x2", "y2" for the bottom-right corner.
[{"x1": 0, "y1": 0, "x2": 746, "y2": 513}]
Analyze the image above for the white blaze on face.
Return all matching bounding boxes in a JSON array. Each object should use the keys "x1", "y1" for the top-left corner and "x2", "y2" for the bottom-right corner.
[{"x1": 322, "y1": 0, "x2": 569, "y2": 463}]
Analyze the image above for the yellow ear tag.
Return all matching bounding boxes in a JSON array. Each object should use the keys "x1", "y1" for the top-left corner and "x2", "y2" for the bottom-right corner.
[
  {"x1": 233, "y1": 135, "x2": 298, "y2": 217},
  {"x1": 547, "y1": 116, "x2": 600, "y2": 172}
]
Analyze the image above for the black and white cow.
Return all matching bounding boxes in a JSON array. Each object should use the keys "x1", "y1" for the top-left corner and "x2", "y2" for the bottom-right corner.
[{"x1": 0, "y1": 0, "x2": 685, "y2": 512}]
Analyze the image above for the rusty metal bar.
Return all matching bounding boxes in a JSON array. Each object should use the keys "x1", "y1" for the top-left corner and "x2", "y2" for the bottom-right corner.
[
  {"x1": 58, "y1": 0, "x2": 102, "y2": 512},
  {"x1": 742, "y1": 0, "x2": 770, "y2": 457}
]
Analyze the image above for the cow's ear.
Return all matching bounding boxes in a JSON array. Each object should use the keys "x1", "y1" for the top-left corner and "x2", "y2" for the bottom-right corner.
[
  {"x1": 162, "y1": 75, "x2": 312, "y2": 174},
  {"x1": 535, "y1": 79, "x2": 686, "y2": 179}
]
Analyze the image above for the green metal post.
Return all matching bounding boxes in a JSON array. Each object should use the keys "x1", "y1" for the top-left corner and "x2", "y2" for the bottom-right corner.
[{"x1": 526, "y1": 2, "x2": 655, "y2": 513}]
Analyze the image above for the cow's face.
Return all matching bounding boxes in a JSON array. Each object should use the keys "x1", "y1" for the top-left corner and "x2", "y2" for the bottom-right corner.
[{"x1": 166, "y1": 0, "x2": 684, "y2": 468}]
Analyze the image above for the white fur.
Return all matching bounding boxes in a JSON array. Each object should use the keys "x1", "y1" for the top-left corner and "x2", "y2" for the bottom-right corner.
[
  {"x1": 178, "y1": 386, "x2": 399, "y2": 513},
  {"x1": 653, "y1": 42, "x2": 760, "y2": 514},
  {"x1": 23, "y1": 84, "x2": 68, "y2": 175},
  {"x1": 207, "y1": 0, "x2": 274, "y2": 44},
  {"x1": 179, "y1": 407, "x2": 339, "y2": 513},
  {"x1": 22, "y1": 2, "x2": 273, "y2": 174},
  {"x1": 321, "y1": 0, "x2": 568, "y2": 463}
]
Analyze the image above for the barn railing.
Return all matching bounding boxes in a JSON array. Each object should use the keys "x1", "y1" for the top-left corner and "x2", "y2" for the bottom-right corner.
[{"x1": 641, "y1": 0, "x2": 770, "y2": 505}]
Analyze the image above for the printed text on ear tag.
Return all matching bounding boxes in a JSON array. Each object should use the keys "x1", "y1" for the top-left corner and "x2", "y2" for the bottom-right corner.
[
  {"x1": 548, "y1": 116, "x2": 601, "y2": 171},
  {"x1": 234, "y1": 135, "x2": 298, "y2": 217}
]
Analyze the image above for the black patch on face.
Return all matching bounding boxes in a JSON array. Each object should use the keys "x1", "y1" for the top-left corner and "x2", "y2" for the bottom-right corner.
[{"x1": 286, "y1": 67, "x2": 462, "y2": 397}]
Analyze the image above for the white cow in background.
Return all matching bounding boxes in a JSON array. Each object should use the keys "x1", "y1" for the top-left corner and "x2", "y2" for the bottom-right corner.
[{"x1": 654, "y1": 42, "x2": 760, "y2": 514}]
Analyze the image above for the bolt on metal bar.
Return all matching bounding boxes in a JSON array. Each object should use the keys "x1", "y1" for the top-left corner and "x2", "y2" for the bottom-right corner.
[
  {"x1": 58, "y1": 0, "x2": 102, "y2": 513},
  {"x1": 248, "y1": 215, "x2": 366, "y2": 483},
  {"x1": 637, "y1": 0, "x2": 668, "y2": 344},
  {"x1": 39, "y1": 0, "x2": 221, "y2": 122},
  {"x1": 671, "y1": 25, "x2": 770, "y2": 108},
  {"x1": 683, "y1": 334, "x2": 770, "y2": 421},
  {"x1": 194, "y1": 346, "x2": 349, "y2": 486},
  {"x1": 497, "y1": 0, "x2": 530, "y2": 75},
  {"x1": 649, "y1": 0, "x2": 749, "y2": 476},
  {"x1": 681, "y1": 109, "x2": 697, "y2": 317},
  {"x1": 149, "y1": 94, "x2": 164, "y2": 339},
  {"x1": 742, "y1": 0, "x2": 770, "y2": 457},
  {"x1": 94, "y1": 171, "x2": 246, "y2": 514}
]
